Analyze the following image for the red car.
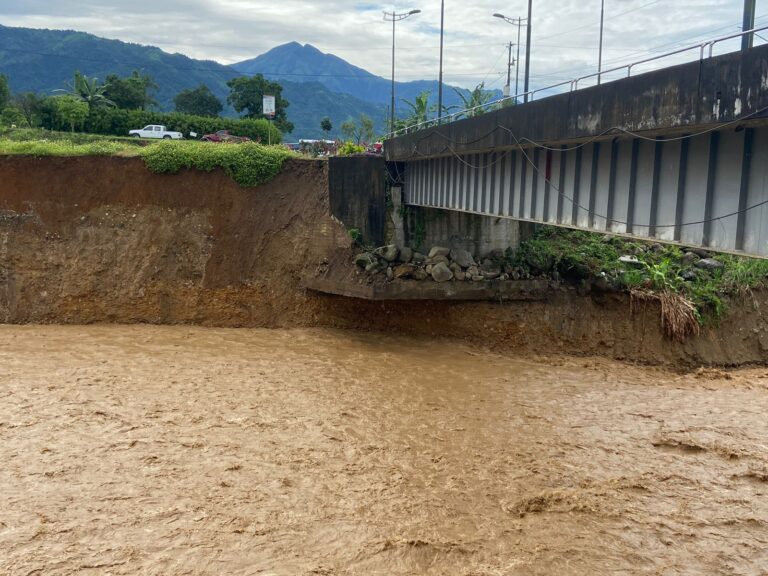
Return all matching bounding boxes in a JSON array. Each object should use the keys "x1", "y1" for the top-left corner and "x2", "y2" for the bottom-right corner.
[{"x1": 201, "y1": 130, "x2": 251, "y2": 143}]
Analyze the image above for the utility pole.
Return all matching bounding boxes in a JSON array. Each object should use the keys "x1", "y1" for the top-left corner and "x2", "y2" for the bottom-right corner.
[
  {"x1": 742, "y1": 0, "x2": 756, "y2": 51},
  {"x1": 493, "y1": 14, "x2": 527, "y2": 101},
  {"x1": 524, "y1": 0, "x2": 532, "y2": 102},
  {"x1": 504, "y1": 42, "x2": 513, "y2": 98},
  {"x1": 437, "y1": 0, "x2": 445, "y2": 124},
  {"x1": 598, "y1": 0, "x2": 605, "y2": 84},
  {"x1": 515, "y1": 18, "x2": 522, "y2": 98}
]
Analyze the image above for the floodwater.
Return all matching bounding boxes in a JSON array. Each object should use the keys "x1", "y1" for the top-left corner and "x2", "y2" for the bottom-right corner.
[{"x1": 1, "y1": 326, "x2": 767, "y2": 575}]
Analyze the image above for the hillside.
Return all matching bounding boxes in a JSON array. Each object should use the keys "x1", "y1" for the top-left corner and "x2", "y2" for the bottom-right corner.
[
  {"x1": 0, "y1": 25, "x2": 237, "y2": 110},
  {"x1": 233, "y1": 42, "x2": 502, "y2": 112},
  {"x1": 0, "y1": 25, "x2": 386, "y2": 139}
]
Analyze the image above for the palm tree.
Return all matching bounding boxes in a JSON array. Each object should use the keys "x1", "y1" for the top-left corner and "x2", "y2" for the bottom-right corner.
[
  {"x1": 453, "y1": 82, "x2": 494, "y2": 119},
  {"x1": 56, "y1": 71, "x2": 115, "y2": 111}
]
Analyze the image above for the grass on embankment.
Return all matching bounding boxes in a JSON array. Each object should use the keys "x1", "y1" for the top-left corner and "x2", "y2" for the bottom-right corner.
[
  {"x1": 0, "y1": 129, "x2": 295, "y2": 187},
  {"x1": 511, "y1": 227, "x2": 768, "y2": 340}
]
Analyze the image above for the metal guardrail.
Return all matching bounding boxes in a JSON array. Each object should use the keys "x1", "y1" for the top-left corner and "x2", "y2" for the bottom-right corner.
[{"x1": 386, "y1": 25, "x2": 768, "y2": 140}]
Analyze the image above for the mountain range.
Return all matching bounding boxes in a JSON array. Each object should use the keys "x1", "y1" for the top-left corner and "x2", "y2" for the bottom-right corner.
[{"x1": 0, "y1": 25, "x2": 498, "y2": 139}]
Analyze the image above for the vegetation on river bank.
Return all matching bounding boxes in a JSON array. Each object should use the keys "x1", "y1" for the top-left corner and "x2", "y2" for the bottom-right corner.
[
  {"x1": 510, "y1": 227, "x2": 768, "y2": 340},
  {"x1": 0, "y1": 129, "x2": 295, "y2": 187}
]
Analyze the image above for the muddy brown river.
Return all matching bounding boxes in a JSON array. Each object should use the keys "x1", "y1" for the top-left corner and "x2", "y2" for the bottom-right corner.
[{"x1": 1, "y1": 325, "x2": 767, "y2": 575}]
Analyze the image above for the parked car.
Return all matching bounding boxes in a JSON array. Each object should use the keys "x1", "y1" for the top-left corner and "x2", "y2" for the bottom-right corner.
[
  {"x1": 201, "y1": 130, "x2": 251, "y2": 143},
  {"x1": 128, "y1": 125, "x2": 184, "y2": 139}
]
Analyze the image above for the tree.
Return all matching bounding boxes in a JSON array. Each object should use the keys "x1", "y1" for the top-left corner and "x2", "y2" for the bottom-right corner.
[
  {"x1": 401, "y1": 91, "x2": 433, "y2": 125},
  {"x1": 174, "y1": 84, "x2": 223, "y2": 117},
  {"x1": 340, "y1": 113, "x2": 374, "y2": 145},
  {"x1": 453, "y1": 82, "x2": 494, "y2": 118},
  {"x1": 12, "y1": 92, "x2": 44, "y2": 127},
  {"x1": 103, "y1": 71, "x2": 157, "y2": 110},
  {"x1": 59, "y1": 71, "x2": 115, "y2": 111},
  {"x1": 0, "y1": 75, "x2": 10, "y2": 111},
  {"x1": 226, "y1": 75, "x2": 293, "y2": 133},
  {"x1": 1, "y1": 106, "x2": 25, "y2": 127},
  {"x1": 55, "y1": 95, "x2": 89, "y2": 132},
  {"x1": 320, "y1": 116, "x2": 332, "y2": 134}
]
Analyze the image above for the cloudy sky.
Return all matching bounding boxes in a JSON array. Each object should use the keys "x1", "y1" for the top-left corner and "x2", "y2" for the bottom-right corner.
[{"x1": 0, "y1": 1, "x2": 762, "y2": 92}]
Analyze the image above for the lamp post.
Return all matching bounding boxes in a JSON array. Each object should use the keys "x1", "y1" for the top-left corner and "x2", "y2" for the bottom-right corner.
[
  {"x1": 384, "y1": 8, "x2": 421, "y2": 134},
  {"x1": 524, "y1": 0, "x2": 532, "y2": 102},
  {"x1": 743, "y1": 0, "x2": 756, "y2": 51},
  {"x1": 493, "y1": 13, "x2": 527, "y2": 102},
  {"x1": 598, "y1": 0, "x2": 605, "y2": 84},
  {"x1": 437, "y1": 0, "x2": 445, "y2": 124}
]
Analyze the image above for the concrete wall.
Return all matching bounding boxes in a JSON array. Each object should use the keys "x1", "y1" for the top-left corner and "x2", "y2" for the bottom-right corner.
[
  {"x1": 385, "y1": 45, "x2": 768, "y2": 160},
  {"x1": 404, "y1": 206, "x2": 534, "y2": 258},
  {"x1": 328, "y1": 156, "x2": 386, "y2": 245}
]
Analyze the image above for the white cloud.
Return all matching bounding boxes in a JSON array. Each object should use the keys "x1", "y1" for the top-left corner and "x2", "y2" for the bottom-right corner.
[{"x1": 0, "y1": 0, "x2": 757, "y2": 91}]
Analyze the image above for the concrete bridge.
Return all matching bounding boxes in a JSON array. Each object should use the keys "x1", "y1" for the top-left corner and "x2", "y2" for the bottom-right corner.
[{"x1": 384, "y1": 43, "x2": 768, "y2": 258}]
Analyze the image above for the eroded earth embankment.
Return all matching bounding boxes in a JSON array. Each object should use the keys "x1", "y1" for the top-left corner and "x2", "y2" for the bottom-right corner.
[{"x1": 0, "y1": 155, "x2": 766, "y2": 366}]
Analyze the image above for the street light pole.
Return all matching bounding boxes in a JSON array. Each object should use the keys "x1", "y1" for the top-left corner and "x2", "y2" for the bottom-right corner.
[
  {"x1": 384, "y1": 8, "x2": 421, "y2": 135},
  {"x1": 598, "y1": 0, "x2": 605, "y2": 84},
  {"x1": 524, "y1": 0, "x2": 532, "y2": 102},
  {"x1": 742, "y1": 0, "x2": 756, "y2": 51},
  {"x1": 493, "y1": 13, "x2": 528, "y2": 102},
  {"x1": 437, "y1": 0, "x2": 445, "y2": 124},
  {"x1": 515, "y1": 18, "x2": 522, "y2": 98}
]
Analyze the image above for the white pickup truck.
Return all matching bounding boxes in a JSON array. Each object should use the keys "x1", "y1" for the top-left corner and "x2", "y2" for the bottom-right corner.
[{"x1": 128, "y1": 125, "x2": 184, "y2": 139}]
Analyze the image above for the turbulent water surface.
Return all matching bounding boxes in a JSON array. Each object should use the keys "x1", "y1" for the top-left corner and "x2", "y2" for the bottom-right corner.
[{"x1": 1, "y1": 325, "x2": 767, "y2": 575}]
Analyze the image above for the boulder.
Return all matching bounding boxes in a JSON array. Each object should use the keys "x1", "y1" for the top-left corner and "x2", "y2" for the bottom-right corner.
[
  {"x1": 373, "y1": 244, "x2": 399, "y2": 262},
  {"x1": 386, "y1": 266, "x2": 394, "y2": 281},
  {"x1": 428, "y1": 246, "x2": 450, "y2": 259},
  {"x1": 681, "y1": 269, "x2": 698, "y2": 282},
  {"x1": 354, "y1": 253, "x2": 376, "y2": 268},
  {"x1": 426, "y1": 264, "x2": 433, "y2": 275},
  {"x1": 454, "y1": 270, "x2": 466, "y2": 281},
  {"x1": 399, "y1": 246, "x2": 413, "y2": 263},
  {"x1": 365, "y1": 260, "x2": 383, "y2": 274},
  {"x1": 686, "y1": 247, "x2": 711, "y2": 259},
  {"x1": 449, "y1": 262, "x2": 462, "y2": 274},
  {"x1": 450, "y1": 247, "x2": 475, "y2": 268},
  {"x1": 430, "y1": 261, "x2": 454, "y2": 282},
  {"x1": 619, "y1": 255, "x2": 644, "y2": 268},
  {"x1": 429, "y1": 255, "x2": 450, "y2": 266},
  {"x1": 681, "y1": 251, "x2": 700, "y2": 266},
  {"x1": 467, "y1": 265, "x2": 480, "y2": 277},
  {"x1": 412, "y1": 251, "x2": 427, "y2": 263},
  {"x1": 471, "y1": 274, "x2": 485, "y2": 282},
  {"x1": 393, "y1": 263, "x2": 416, "y2": 279},
  {"x1": 481, "y1": 259, "x2": 501, "y2": 279},
  {"x1": 695, "y1": 258, "x2": 724, "y2": 271},
  {"x1": 413, "y1": 267, "x2": 429, "y2": 281}
]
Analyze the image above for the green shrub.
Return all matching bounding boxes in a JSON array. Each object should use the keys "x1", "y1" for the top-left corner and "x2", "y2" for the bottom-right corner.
[
  {"x1": 39, "y1": 106, "x2": 283, "y2": 144},
  {"x1": 0, "y1": 130, "x2": 296, "y2": 187},
  {"x1": 139, "y1": 140, "x2": 294, "y2": 187},
  {"x1": 513, "y1": 226, "x2": 768, "y2": 325},
  {"x1": 337, "y1": 141, "x2": 365, "y2": 156},
  {"x1": 0, "y1": 137, "x2": 126, "y2": 156}
]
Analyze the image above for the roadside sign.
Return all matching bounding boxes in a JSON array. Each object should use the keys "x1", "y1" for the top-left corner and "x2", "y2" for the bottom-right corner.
[{"x1": 263, "y1": 94, "x2": 276, "y2": 117}]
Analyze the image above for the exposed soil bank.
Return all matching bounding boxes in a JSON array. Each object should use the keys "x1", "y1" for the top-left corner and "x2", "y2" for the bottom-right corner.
[{"x1": 0, "y1": 155, "x2": 766, "y2": 366}]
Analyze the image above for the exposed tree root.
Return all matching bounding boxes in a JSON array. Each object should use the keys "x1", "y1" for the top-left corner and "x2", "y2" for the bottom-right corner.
[{"x1": 631, "y1": 289, "x2": 700, "y2": 343}]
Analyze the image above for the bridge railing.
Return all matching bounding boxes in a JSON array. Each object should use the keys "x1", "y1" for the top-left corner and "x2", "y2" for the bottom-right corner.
[{"x1": 386, "y1": 25, "x2": 768, "y2": 140}]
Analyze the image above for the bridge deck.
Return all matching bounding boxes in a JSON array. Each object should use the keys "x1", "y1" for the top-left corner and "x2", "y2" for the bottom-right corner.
[{"x1": 402, "y1": 123, "x2": 768, "y2": 257}]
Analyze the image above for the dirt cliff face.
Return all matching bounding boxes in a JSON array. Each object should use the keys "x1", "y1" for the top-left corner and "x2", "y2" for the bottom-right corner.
[
  {"x1": 0, "y1": 154, "x2": 765, "y2": 366},
  {"x1": 0, "y1": 155, "x2": 350, "y2": 326}
]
